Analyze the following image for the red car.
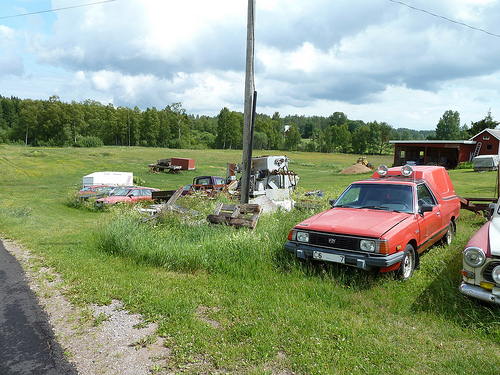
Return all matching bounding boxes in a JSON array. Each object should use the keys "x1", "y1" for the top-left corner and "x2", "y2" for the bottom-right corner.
[
  {"x1": 285, "y1": 165, "x2": 461, "y2": 280},
  {"x1": 96, "y1": 186, "x2": 159, "y2": 205}
]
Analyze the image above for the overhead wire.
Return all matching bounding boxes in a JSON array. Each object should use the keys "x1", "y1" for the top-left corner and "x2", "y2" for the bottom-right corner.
[
  {"x1": 0, "y1": 0, "x2": 117, "y2": 20},
  {"x1": 389, "y1": 0, "x2": 500, "y2": 38}
]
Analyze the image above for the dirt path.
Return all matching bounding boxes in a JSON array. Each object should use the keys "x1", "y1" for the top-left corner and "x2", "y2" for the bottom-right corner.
[{"x1": 2, "y1": 238, "x2": 170, "y2": 374}]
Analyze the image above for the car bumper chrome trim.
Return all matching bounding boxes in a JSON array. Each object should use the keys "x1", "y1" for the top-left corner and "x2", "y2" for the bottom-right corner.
[{"x1": 459, "y1": 282, "x2": 500, "y2": 305}]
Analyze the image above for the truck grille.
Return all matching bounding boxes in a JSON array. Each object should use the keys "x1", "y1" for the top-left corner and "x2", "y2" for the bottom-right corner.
[
  {"x1": 483, "y1": 262, "x2": 500, "y2": 284},
  {"x1": 309, "y1": 232, "x2": 359, "y2": 251}
]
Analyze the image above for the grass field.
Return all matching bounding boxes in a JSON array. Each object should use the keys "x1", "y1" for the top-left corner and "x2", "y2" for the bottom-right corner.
[{"x1": 1, "y1": 144, "x2": 500, "y2": 374}]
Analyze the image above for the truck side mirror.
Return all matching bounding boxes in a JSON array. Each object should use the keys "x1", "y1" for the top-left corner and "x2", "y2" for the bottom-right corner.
[
  {"x1": 419, "y1": 204, "x2": 433, "y2": 215},
  {"x1": 329, "y1": 199, "x2": 336, "y2": 207}
]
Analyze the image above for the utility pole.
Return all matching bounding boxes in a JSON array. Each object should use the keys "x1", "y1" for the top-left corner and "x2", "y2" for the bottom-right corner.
[{"x1": 241, "y1": 0, "x2": 256, "y2": 204}]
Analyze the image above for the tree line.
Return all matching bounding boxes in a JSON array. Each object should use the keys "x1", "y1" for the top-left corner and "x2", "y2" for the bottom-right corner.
[{"x1": 0, "y1": 94, "x2": 496, "y2": 154}]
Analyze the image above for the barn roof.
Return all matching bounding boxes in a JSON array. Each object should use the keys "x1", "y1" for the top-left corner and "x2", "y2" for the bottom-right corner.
[{"x1": 469, "y1": 128, "x2": 500, "y2": 141}]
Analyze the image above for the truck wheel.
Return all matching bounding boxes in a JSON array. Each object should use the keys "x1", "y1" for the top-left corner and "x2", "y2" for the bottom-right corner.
[
  {"x1": 442, "y1": 221, "x2": 455, "y2": 246},
  {"x1": 397, "y1": 244, "x2": 416, "y2": 281}
]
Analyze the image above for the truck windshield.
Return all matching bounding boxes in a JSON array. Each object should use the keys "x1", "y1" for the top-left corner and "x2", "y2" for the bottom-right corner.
[{"x1": 334, "y1": 183, "x2": 414, "y2": 213}]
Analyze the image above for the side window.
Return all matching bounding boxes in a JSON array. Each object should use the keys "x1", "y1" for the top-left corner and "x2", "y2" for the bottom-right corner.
[
  {"x1": 130, "y1": 189, "x2": 141, "y2": 196},
  {"x1": 417, "y1": 184, "x2": 436, "y2": 206},
  {"x1": 215, "y1": 177, "x2": 224, "y2": 185},
  {"x1": 198, "y1": 178, "x2": 210, "y2": 185},
  {"x1": 337, "y1": 186, "x2": 362, "y2": 206}
]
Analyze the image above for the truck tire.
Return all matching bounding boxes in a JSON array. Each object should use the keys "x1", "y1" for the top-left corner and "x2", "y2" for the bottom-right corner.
[
  {"x1": 396, "y1": 244, "x2": 416, "y2": 281},
  {"x1": 442, "y1": 221, "x2": 455, "y2": 246}
]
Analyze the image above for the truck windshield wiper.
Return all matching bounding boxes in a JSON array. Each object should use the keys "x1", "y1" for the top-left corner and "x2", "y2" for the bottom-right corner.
[{"x1": 360, "y1": 205, "x2": 390, "y2": 211}]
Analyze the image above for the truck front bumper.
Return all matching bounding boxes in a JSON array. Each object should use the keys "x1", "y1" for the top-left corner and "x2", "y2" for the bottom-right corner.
[
  {"x1": 284, "y1": 242, "x2": 404, "y2": 271},
  {"x1": 459, "y1": 282, "x2": 500, "y2": 305}
]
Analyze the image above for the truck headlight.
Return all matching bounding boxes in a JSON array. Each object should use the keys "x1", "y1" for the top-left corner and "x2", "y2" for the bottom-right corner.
[
  {"x1": 360, "y1": 240, "x2": 375, "y2": 252},
  {"x1": 463, "y1": 247, "x2": 486, "y2": 268},
  {"x1": 492, "y1": 266, "x2": 500, "y2": 284},
  {"x1": 296, "y1": 231, "x2": 309, "y2": 243}
]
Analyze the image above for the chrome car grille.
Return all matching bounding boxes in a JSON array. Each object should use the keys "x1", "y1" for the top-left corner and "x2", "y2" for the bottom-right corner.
[
  {"x1": 483, "y1": 262, "x2": 500, "y2": 284},
  {"x1": 309, "y1": 232, "x2": 359, "y2": 251}
]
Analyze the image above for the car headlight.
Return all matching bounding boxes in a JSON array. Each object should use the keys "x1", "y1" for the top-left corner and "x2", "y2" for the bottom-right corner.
[
  {"x1": 360, "y1": 239, "x2": 376, "y2": 252},
  {"x1": 463, "y1": 247, "x2": 486, "y2": 268},
  {"x1": 492, "y1": 266, "x2": 500, "y2": 284},
  {"x1": 296, "y1": 231, "x2": 309, "y2": 243}
]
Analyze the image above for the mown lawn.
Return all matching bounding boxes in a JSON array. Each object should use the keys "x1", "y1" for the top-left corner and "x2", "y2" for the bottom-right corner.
[{"x1": 1, "y1": 144, "x2": 499, "y2": 374}]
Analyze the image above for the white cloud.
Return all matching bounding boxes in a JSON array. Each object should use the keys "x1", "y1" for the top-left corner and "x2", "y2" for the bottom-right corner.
[{"x1": 0, "y1": 50, "x2": 24, "y2": 77}]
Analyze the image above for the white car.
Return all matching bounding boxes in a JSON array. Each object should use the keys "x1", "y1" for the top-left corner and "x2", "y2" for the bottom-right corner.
[{"x1": 460, "y1": 198, "x2": 500, "y2": 304}]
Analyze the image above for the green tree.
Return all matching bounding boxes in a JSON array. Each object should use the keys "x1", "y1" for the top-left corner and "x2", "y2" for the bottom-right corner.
[
  {"x1": 215, "y1": 107, "x2": 232, "y2": 149},
  {"x1": 255, "y1": 117, "x2": 279, "y2": 150},
  {"x1": 83, "y1": 99, "x2": 105, "y2": 138},
  {"x1": 303, "y1": 120, "x2": 317, "y2": 139},
  {"x1": 253, "y1": 131, "x2": 269, "y2": 150},
  {"x1": 165, "y1": 103, "x2": 191, "y2": 148},
  {"x1": 367, "y1": 121, "x2": 381, "y2": 154},
  {"x1": 468, "y1": 109, "x2": 499, "y2": 137},
  {"x1": 327, "y1": 112, "x2": 348, "y2": 128},
  {"x1": 337, "y1": 124, "x2": 351, "y2": 153},
  {"x1": 352, "y1": 125, "x2": 370, "y2": 154},
  {"x1": 284, "y1": 124, "x2": 301, "y2": 151},
  {"x1": 140, "y1": 107, "x2": 160, "y2": 146},
  {"x1": 308, "y1": 128, "x2": 324, "y2": 152},
  {"x1": 323, "y1": 126, "x2": 335, "y2": 153},
  {"x1": 435, "y1": 110, "x2": 461, "y2": 140},
  {"x1": 68, "y1": 101, "x2": 87, "y2": 143},
  {"x1": 379, "y1": 122, "x2": 393, "y2": 155},
  {"x1": 17, "y1": 99, "x2": 39, "y2": 145}
]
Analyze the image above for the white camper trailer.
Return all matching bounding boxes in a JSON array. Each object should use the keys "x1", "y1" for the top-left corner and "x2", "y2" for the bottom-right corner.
[
  {"x1": 82, "y1": 172, "x2": 133, "y2": 187},
  {"x1": 473, "y1": 155, "x2": 499, "y2": 172}
]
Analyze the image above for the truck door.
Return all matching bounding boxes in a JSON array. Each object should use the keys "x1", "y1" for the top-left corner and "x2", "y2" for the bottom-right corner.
[{"x1": 416, "y1": 183, "x2": 443, "y2": 251}]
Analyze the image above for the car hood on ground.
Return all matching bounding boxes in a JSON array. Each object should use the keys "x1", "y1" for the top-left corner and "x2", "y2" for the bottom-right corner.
[
  {"x1": 490, "y1": 217, "x2": 500, "y2": 256},
  {"x1": 296, "y1": 207, "x2": 411, "y2": 238}
]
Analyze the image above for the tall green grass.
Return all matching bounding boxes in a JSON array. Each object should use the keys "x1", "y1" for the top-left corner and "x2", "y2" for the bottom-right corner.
[{"x1": 94, "y1": 196, "x2": 321, "y2": 277}]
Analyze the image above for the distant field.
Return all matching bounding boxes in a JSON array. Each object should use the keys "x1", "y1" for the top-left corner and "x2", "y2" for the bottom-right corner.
[{"x1": 1, "y1": 144, "x2": 499, "y2": 374}]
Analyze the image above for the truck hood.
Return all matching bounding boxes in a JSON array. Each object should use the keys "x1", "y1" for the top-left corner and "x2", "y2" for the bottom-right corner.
[
  {"x1": 296, "y1": 207, "x2": 411, "y2": 238},
  {"x1": 490, "y1": 217, "x2": 500, "y2": 256}
]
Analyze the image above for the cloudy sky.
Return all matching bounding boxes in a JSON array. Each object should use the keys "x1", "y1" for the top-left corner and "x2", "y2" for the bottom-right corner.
[{"x1": 1, "y1": 0, "x2": 500, "y2": 130}]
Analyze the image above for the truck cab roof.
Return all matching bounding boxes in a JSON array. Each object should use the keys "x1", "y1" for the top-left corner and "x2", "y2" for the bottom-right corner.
[{"x1": 370, "y1": 165, "x2": 456, "y2": 200}]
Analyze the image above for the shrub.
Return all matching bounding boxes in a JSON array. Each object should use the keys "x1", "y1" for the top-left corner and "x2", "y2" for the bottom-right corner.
[
  {"x1": 74, "y1": 136, "x2": 104, "y2": 148},
  {"x1": 457, "y1": 161, "x2": 473, "y2": 169}
]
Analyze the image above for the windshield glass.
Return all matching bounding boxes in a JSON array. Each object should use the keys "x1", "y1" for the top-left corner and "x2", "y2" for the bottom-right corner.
[
  {"x1": 112, "y1": 188, "x2": 132, "y2": 196},
  {"x1": 334, "y1": 183, "x2": 414, "y2": 213}
]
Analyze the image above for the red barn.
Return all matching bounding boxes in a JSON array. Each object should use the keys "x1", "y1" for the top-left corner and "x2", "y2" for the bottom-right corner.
[
  {"x1": 469, "y1": 129, "x2": 500, "y2": 156},
  {"x1": 390, "y1": 129, "x2": 500, "y2": 168}
]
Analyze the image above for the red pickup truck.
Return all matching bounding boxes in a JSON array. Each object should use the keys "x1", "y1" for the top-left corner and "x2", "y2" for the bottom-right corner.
[{"x1": 285, "y1": 165, "x2": 461, "y2": 279}]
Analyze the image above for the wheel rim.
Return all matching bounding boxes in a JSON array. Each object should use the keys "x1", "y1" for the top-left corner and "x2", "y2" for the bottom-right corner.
[
  {"x1": 445, "y1": 224, "x2": 453, "y2": 245},
  {"x1": 403, "y1": 251, "x2": 415, "y2": 279}
]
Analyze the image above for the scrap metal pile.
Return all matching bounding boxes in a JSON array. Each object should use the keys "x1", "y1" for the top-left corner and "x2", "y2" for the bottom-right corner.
[
  {"x1": 142, "y1": 156, "x2": 299, "y2": 228},
  {"x1": 227, "y1": 155, "x2": 299, "y2": 199}
]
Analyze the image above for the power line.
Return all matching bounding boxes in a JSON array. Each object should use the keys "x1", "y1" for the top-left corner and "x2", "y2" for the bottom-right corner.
[
  {"x1": 389, "y1": 0, "x2": 500, "y2": 39},
  {"x1": 0, "y1": 0, "x2": 117, "y2": 20}
]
